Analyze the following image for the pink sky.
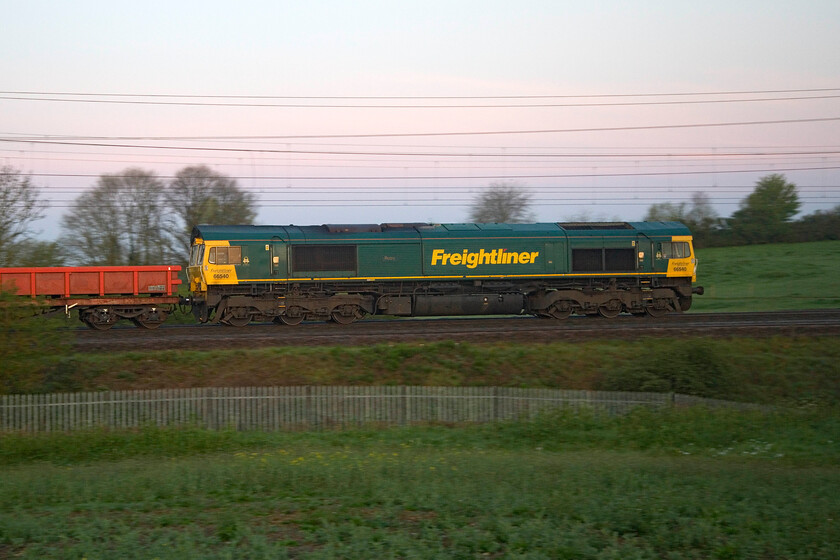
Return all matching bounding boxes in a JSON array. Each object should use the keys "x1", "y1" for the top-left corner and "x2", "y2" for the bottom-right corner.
[{"x1": 2, "y1": 1, "x2": 839, "y2": 237}]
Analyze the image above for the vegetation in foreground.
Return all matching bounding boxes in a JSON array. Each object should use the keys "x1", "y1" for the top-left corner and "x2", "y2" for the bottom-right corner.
[
  {"x1": 1, "y1": 408, "x2": 838, "y2": 559},
  {"x1": 5, "y1": 336, "x2": 837, "y2": 407}
]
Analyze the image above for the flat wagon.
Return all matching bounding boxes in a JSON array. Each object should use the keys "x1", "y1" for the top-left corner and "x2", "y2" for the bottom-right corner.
[{"x1": 0, "y1": 266, "x2": 182, "y2": 329}]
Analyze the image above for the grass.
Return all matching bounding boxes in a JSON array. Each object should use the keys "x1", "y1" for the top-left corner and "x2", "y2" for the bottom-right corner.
[
  {"x1": 692, "y1": 240, "x2": 840, "y2": 311},
  {"x1": 1, "y1": 408, "x2": 839, "y2": 558},
  {"x1": 21, "y1": 336, "x2": 840, "y2": 406}
]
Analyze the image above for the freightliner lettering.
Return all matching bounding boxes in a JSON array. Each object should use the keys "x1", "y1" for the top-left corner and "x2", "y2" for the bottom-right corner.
[{"x1": 430, "y1": 249, "x2": 539, "y2": 269}]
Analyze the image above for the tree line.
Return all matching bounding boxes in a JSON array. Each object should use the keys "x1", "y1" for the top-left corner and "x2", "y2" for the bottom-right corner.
[
  {"x1": 0, "y1": 165, "x2": 255, "y2": 267},
  {"x1": 1, "y1": 167, "x2": 836, "y2": 268},
  {"x1": 471, "y1": 175, "x2": 838, "y2": 249},
  {"x1": 641, "y1": 174, "x2": 839, "y2": 248}
]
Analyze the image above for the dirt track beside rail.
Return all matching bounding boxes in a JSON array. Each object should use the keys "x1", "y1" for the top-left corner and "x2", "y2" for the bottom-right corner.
[{"x1": 72, "y1": 310, "x2": 840, "y2": 352}]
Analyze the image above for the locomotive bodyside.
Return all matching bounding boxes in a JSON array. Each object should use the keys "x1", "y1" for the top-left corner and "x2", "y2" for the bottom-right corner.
[{"x1": 187, "y1": 222, "x2": 701, "y2": 325}]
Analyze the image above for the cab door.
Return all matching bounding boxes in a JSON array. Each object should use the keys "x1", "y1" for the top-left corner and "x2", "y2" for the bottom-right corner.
[
  {"x1": 269, "y1": 232, "x2": 290, "y2": 278},
  {"x1": 636, "y1": 234, "x2": 655, "y2": 274}
]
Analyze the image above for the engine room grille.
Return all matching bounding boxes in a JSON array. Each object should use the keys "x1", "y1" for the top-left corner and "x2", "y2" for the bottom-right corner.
[
  {"x1": 572, "y1": 248, "x2": 636, "y2": 272},
  {"x1": 292, "y1": 245, "x2": 357, "y2": 272}
]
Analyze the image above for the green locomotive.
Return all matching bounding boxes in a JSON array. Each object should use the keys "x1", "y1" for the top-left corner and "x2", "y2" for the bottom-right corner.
[{"x1": 186, "y1": 221, "x2": 703, "y2": 326}]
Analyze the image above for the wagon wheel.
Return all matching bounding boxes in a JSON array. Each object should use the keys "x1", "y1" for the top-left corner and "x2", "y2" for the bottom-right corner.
[
  {"x1": 331, "y1": 305, "x2": 363, "y2": 325},
  {"x1": 85, "y1": 318, "x2": 116, "y2": 331},
  {"x1": 546, "y1": 300, "x2": 573, "y2": 320},
  {"x1": 82, "y1": 310, "x2": 118, "y2": 331},
  {"x1": 133, "y1": 309, "x2": 167, "y2": 329},
  {"x1": 133, "y1": 317, "x2": 163, "y2": 329},
  {"x1": 598, "y1": 299, "x2": 623, "y2": 319}
]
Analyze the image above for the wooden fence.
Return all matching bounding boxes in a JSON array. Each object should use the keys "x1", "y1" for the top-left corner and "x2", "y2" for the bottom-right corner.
[{"x1": 0, "y1": 386, "x2": 764, "y2": 433}]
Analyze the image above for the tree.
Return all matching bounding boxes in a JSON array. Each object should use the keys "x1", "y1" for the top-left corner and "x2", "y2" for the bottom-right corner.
[
  {"x1": 61, "y1": 168, "x2": 177, "y2": 265},
  {"x1": 790, "y1": 205, "x2": 840, "y2": 242},
  {"x1": 644, "y1": 192, "x2": 720, "y2": 247},
  {"x1": 685, "y1": 192, "x2": 719, "y2": 231},
  {"x1": 165, "y1": 165, "x2": 256, "y2": 252},
  {"x1": 730, "y1": 174, "x2": 800, "y2": 244},
  {"x1": 469, "y1": 182, "x2": 534, "y2": 223},
  {"x1": 10, "y1": 240, "x2": 66, "y2": 267},
  {"x1": 643, "y1": 201, "x2": 689, "y2": 223},
  {"x1": 0, "y1": 166, "x2": 46, "y2": 266}
]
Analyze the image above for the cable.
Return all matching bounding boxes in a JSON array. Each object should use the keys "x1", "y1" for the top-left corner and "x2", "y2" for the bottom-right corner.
[
  {"x1": 2, "y1": 86, "x2": 839, "y2": 99},
  {"x1": 3, "y1": 93, "x2": 840, "y2": 108},
  {"x1": 17, "y1": 165, "x2": 840, "y2": 181},
  {"x1": 3, "y1": 117, "x2": 840, "y2": 146}
]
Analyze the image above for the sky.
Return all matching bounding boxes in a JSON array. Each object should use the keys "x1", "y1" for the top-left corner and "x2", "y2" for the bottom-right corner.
[{"x1": 2, "y1": 0, "x2": 839, "y2": 240}]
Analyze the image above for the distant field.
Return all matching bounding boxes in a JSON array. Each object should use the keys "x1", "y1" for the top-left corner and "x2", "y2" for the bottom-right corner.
[{"x1": 692, "y1": 240, "x2": 840, "y2": 312}]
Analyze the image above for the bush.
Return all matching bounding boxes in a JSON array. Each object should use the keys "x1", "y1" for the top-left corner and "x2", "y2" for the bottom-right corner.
[
  {"x1": 0, "y1": 291, "x2": 73, "y2": 394},
  {"x1": 598, "y1": 339, "x2": 733, "y2": 398}
]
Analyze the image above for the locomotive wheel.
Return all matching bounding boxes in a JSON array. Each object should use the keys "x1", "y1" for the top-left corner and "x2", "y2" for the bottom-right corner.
[
  {"x1": 224, "y1": 316, "x2": 252, "y2": 327},
  {"x1": 276, "y1": 313, "x2": 304, "y2": 326},
  {"x1": 547, "y1": 300, "x2": 573, "y2": 320},
  {"x1": 598, "y1": 299, "x2": 623, "y2": 319},
  {"x1": 331, "y1": 305, "x2": 363, "y2": 325},
  {"x1": 645, "y1": 304, "x2": 669, "y2": 318}
]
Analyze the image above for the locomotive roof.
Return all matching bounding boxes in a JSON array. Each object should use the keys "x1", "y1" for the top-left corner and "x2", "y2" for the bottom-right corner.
[{"x1": 191, "y1": 221, "x2": 691, "y2": 243}]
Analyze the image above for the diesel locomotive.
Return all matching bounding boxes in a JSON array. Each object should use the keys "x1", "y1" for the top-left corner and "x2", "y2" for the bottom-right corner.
[{"x1": 186, "y1": 221, "x2": 703, "y2": 326}]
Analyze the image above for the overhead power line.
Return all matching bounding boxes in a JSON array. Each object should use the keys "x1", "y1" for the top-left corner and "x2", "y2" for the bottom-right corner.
[
  {"x1": 3, "y1": 117, "x2": 839, "y2": 147},
  {"x1": 3, "y1": 93, "x2": 840, "y2": 108},
  {"x1": 3, "y1": 86, "x2": 840, "y2": 99},
  {"x1": 21, "y1": 165, "x2": 840, "y2": 182}
]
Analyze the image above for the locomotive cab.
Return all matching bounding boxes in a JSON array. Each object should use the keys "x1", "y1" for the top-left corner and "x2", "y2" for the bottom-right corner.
[
  {"x1": 656, "y1": 236, "x2": 698, "y2": 282},
  {"x1": 187, "y1": 237, "x2": 206, "y2": 293}
]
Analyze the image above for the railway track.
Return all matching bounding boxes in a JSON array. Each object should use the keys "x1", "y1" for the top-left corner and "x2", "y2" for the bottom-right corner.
[{"x1": 72, "y1": 309, "x2": 840, "y2": 352}]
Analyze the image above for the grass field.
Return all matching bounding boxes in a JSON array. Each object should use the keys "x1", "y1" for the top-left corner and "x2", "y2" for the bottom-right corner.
[
  {"x1": 692, "y1": 240, "x2": 840, "y2": 311},
  {"x1": 2, "y1": 408, "x2": 839, "y2": 559}
]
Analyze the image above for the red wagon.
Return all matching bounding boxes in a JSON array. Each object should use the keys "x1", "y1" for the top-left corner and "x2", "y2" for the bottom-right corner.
[{"x1": 0, "y1": 266, "x2": 182, "y2": 329}]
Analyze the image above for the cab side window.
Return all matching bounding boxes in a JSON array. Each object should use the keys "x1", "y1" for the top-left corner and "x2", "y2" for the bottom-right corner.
[
  {"x1": 189, "y1": 245, "x2": 200, "y2": 266},
  {"x1": 660, "y1": 242, "x2": 690, "y2": 258},
  {"x1": 208, "y1": 246, "x2": 242, "y2": 265}
]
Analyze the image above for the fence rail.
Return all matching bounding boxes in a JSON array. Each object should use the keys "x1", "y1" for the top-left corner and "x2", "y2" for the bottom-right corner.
[{"x1": 0, "y1": 386, "x2": 764, "y2": 433}]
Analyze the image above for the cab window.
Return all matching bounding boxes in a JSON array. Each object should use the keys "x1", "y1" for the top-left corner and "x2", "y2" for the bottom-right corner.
[
  {"x1": 208, "y1": 246, "x2": 242, "y2": 265},
  {"x1": 660, "y1": 242, "x2": 690, "y2": 259},
  {"x1": 189, "y1": 244, "x2": 204, "y2": 267}
]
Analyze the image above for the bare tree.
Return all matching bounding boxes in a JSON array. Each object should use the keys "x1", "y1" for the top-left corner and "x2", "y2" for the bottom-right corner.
[
  {"x1": 165, "y1": 165, "x2": 256, "y2": 252},
  {"x1": 685, "y1": 192, "x2": 718, "y2": 231},
  {"x1": 61, "y1": 168, "x2": 177, "y2": 265},
  {"x1": 0, "y1": 166, "x2": 46, "y2": 266},
  {"x1": 469, "y1": 182, "x2": 534, "y2": 223},
  {"x1": 643, "y1": 201, "x2": 689, "y2": 223}
]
